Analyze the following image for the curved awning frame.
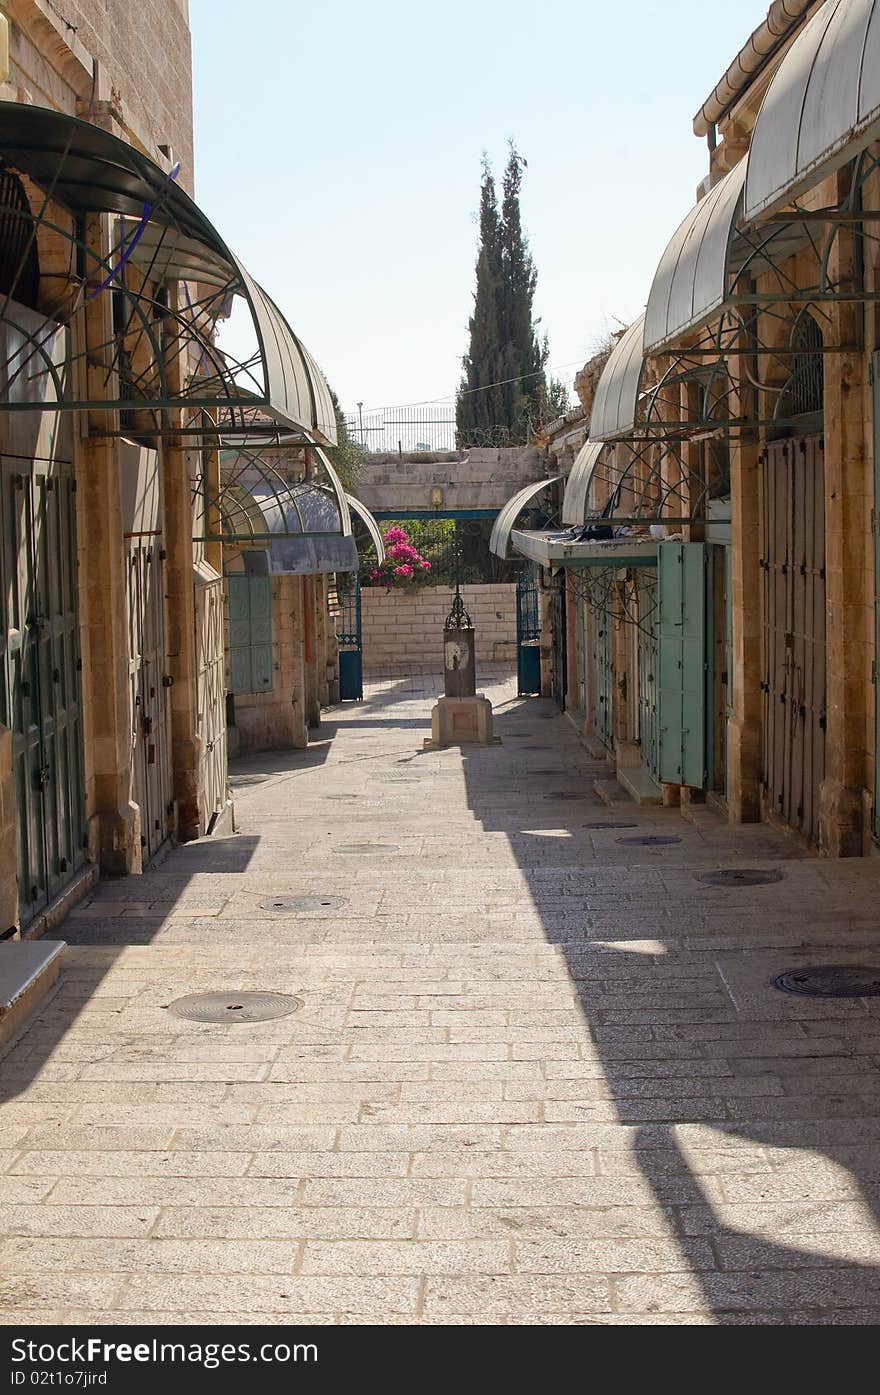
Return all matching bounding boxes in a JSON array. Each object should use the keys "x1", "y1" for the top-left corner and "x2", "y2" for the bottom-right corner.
[
  {"x1": 488, "y1": 475, "x2": 562, "y2": 560},
  {"x1": 592, "y1": 151, "x2": 880, "y2": 469},
  {"x1": 193, "y1": 437, "x2": 351, "y2": 546},
  {"x1": 0, "y1": 104, "x2": 337, "y2": 442},
  {"x1": 564, "y1": 437, "x2": 711, "y2": 531}
]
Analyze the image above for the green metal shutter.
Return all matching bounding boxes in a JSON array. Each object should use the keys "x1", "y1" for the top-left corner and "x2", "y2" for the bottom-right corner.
[
  {"x1": 227, "y1": 575, "x2": 274, "y2": 695},
  {"x1": 658, "y1": 542, "x2": 707, "y2": 789},
  {"x1": 248, "y1": 576, "x2": 274, "y2": 692}
]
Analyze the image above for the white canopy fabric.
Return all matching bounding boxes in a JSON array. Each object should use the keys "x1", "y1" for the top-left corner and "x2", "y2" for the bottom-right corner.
[
  {"x1": 745, "y1": 0, "x2": 880, "y2": 221},
  {"x1": 645, "y1": 160, "x2": 747, "y2": 353},
  {"x1": 589, "y1": 315, "x2": 646, "y2": 442},
  {"x1": 346, "y1": 494, "x2": 386, "y2": 562},
  {"x1": 561, "y1": 440, "x2": 605, "y2": 526},
  {"x1": 489, "y1": 476, "x2": 562, "y2": 559}
]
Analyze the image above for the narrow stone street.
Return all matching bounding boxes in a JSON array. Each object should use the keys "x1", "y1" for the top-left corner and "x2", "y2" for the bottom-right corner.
[{"x1": 4, "y1": 671, "x2": 880, "y2": 1324}]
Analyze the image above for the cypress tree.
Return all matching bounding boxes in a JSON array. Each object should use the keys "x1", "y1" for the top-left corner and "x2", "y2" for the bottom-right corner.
[{"x1": 456, "y1": 142, "x2": 549, "y2": 446}]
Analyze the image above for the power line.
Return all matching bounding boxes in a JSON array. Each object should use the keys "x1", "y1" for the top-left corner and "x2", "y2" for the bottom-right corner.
[{"x1": 355, "y1": 356, "x2": 587, "y2": 416}]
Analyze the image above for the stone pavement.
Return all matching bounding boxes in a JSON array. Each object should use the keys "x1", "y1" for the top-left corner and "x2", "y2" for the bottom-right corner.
[{"x1": 4, "y1": 668, "x2": 880, "y2": 1324}]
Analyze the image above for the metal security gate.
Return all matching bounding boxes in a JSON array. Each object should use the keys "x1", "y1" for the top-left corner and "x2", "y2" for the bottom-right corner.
[
  {"x1": 196, "y1": 570, "x2": 228, "y2": 832},
  {"x1": 516, "y1": 569, "x2": 541, "y2": 696},
  {"x1": 761, "y1": 436, "x2": 826, "y2": 843},
  {"x1": 575, "y1": 591, "x2": 587, "y2": 716},
  {"x1": 550, "y1": 575, "x2": 567, "y2": 710},
  {"x1": 590, "y1": 593, "x2": 614, "y2": 750},
  {"x1": 0, "y1": 456, "x2": 85, "y2": 925},
  {"x1": 637, "y1": 575, "x2": 659, "y2": 780},
  {"x1": 336, "y1": 575, "x2": 363, "y2": 701},
  {"x1": 126, "y1": 542, "x2": 172, "y2": 861}
]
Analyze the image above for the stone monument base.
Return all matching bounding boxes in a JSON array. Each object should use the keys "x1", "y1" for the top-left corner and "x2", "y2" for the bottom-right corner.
[{"x1": 425, "y1": 694, "x2": 497, "y2": 748}]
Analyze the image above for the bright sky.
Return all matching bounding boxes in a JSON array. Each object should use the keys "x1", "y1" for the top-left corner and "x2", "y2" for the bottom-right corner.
[{"x1": 190, "y1": 0, "x2": 770, "y2": 416}]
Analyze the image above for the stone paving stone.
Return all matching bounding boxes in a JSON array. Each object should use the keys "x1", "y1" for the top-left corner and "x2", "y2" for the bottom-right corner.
[{"x1": 5, "y1": 667, "x2": 880, "y2": 1324}]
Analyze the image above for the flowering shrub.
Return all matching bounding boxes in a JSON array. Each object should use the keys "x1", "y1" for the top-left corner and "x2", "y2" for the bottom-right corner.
[{"x1": 364, "y1": 526, "x2": 432, "y2": 590}]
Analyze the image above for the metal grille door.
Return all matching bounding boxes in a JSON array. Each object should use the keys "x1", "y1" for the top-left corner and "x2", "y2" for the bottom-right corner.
[
  {"x1": 126, "y1": 542, "x2": 172, "y2": 861},
  {"x1": 761, "y1": 436, "x2": 826, "y2": 843},
  {"x1": 0, "y1": 458, "x2": 85, "y2": 925},
  {"x1": 335, "y1": 575, "x2": 363, "y2": 701},
  {"x1": 576, "y1": 592, "x2": 587, "y2": 716},
  {"x1": 590, "y1": 596, "x2": 614, "y2": 751},
  {"x1": 550, "y1": 576, "x2": 567, "y2": 710},
  {"x1": 516, "y1": 570, "x2": 541, "y2": 696},
  {"x1": 637, "y1": 575, "x2": 659, "y2": 780},
  {"x1": 196, "y1": 574, "x2": 227, "y2": 830}
]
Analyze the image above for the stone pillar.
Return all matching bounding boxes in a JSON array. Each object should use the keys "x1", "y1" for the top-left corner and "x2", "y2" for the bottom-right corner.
[
  {"x1": 78, "y1": 212, "x2": 140, "y2": 874},
  {"x1": 288, "y1": 576, "x2": 309, "y2": 748},
  {"x1": 819, "y1": 192, "x2": 871, "y2": 856},
  {"x1": 303, "y1": 576, "x2": 321, "y2": 728},
  {"x1": 161, "y1": 284, "x2": 207, "y2": 840},
  {"x1": 315, "y1": 576, "x2": 331, "y2": 708},
  {"x1": 726, "y1": 282, "x2": 763, "y2": 823}
]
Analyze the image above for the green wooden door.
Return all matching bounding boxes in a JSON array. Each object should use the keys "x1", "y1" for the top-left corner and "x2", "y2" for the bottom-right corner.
[
  {"x1": 228, "y1": 575, "x2": 274, "y2": 695},
  {"x1": 658, "y1": 542, "x2": 707, "y2": 789},
  {"x1": 1, "y1": 458, "x2": 85, "y2": 925}
]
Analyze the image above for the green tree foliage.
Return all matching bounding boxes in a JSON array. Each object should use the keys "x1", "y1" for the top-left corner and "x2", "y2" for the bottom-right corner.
[
  {"x1": 456, "y1": 143, "x2": 550, "y2": 447},
  {"x1": 326, "y1": 389, "x2": 364, "y2": 492}
]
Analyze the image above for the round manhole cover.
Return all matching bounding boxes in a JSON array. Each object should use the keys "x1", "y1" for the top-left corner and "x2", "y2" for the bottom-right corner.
[
  {"x1": 334, "y1": 843, "x2": 400, "y2": 855},
  {"x1": 583, "y1": 821, "x2": 638, "y2": 830},
  {"x1": 616, "y1": 835, "x2": 682, "y2": 847},
  {"x1": 259, "y1": 895, "x2": 347, "y2": 913},
  {"x1": 773, "y1": 966, "x2": 880, "y2": 998},
  {"x1": 696, "y1": 869, "x2": 784, "y2": 888},
  {"x1": 166, "y1": 992, "x2": 302, "y2": 1023}
]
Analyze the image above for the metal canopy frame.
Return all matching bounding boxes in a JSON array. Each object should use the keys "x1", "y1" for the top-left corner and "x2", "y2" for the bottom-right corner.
[
  {"x1": 0, "y1": 103, "x2": 337, "y2": 441},
  {"x1": 744, "y1": 0, "x2": 880, "y2": 224},
  {"x1": 489, "y1": 474, "x2": 563, "y2": 559},
  {"x1": 582, "y1": 143, "x2": 880, "y2": 534},
  {"x1": 193, "y1": 439, "x2": 351, "y2": 546}
]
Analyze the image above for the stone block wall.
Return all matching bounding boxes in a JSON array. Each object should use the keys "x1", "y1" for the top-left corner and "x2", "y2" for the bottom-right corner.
[
  {"x1": 361, "y1": 584, "x2": 517, "y2": 670},
  {"x1": 354, "y1": 447, "x2": 544, "y2": 515}
]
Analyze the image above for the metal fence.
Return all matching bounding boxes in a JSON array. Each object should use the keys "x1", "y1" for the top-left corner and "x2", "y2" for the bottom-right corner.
[{"x1": 345, "y1": 405, "x2": 456, "y2": 454}]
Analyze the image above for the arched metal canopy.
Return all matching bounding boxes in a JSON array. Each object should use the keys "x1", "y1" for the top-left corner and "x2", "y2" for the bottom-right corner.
[
  {"x1": 489, "y1": 475, "x2": 562, "y2": 559},
  {"x1": 562, "y1": 440, "x2": 605, "y2": 525},
  {"x1": 745, "y1": 0, "x2": 880, "y2": 221},
  {"x1": 645, "y1": 161, "x2": 747, "y2": 354},
  {"x1": 589, "y1": 315, "x2": 647, "y2": 442},
  {"x1": 0, "y1": 102, "x2": 337, "y2": 442},
  {"x1": 346, "y1": 494, "x2": 386, "y2": 562}
]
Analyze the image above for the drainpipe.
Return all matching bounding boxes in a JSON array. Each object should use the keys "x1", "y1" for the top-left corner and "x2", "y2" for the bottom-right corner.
[{"x1": 692, "y1": 0, "x2": 814, "y2": 138}]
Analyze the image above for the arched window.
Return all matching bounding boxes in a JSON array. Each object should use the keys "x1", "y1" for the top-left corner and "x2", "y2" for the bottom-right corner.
[
  {"x1": 780, "y1": 311, "x2": 824, "y2": 420},
  {"x1": 0, "y1": 167, "x2": 40, "y2": 310}
]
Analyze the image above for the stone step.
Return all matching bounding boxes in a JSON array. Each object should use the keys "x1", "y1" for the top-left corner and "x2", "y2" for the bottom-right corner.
[
  {"x1": 0, "y1": 940, "x2": 65, "y2": 1050},
  {"x1": 617, "y1": 765, "x2": 664, "y2": 806},
  {"x1": 593, "y1": 777, "x2": 629, "y2": 806}
]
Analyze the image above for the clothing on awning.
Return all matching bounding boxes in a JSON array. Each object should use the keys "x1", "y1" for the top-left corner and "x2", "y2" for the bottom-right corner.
[
  {"x1": 509, "y1": 528, "x2": 659, "y2": 570},
  {"x1": 745, "y1": 0, "x2": 880, "y2": 221},
  {"x1": 488, "y1": 475, "x2": 563, "y2": 559}
]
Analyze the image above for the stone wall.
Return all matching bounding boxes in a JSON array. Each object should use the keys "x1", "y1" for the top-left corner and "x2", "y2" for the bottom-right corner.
[
  {"x1": 354, "y1": 447, "x2": 545, "y2": 516},
  {"x1": 361, "y1": 584, "x2": 517, "y2": 670},
  {"x1": 5, "y1": 0, "x2": 194, "y2": 187}
]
